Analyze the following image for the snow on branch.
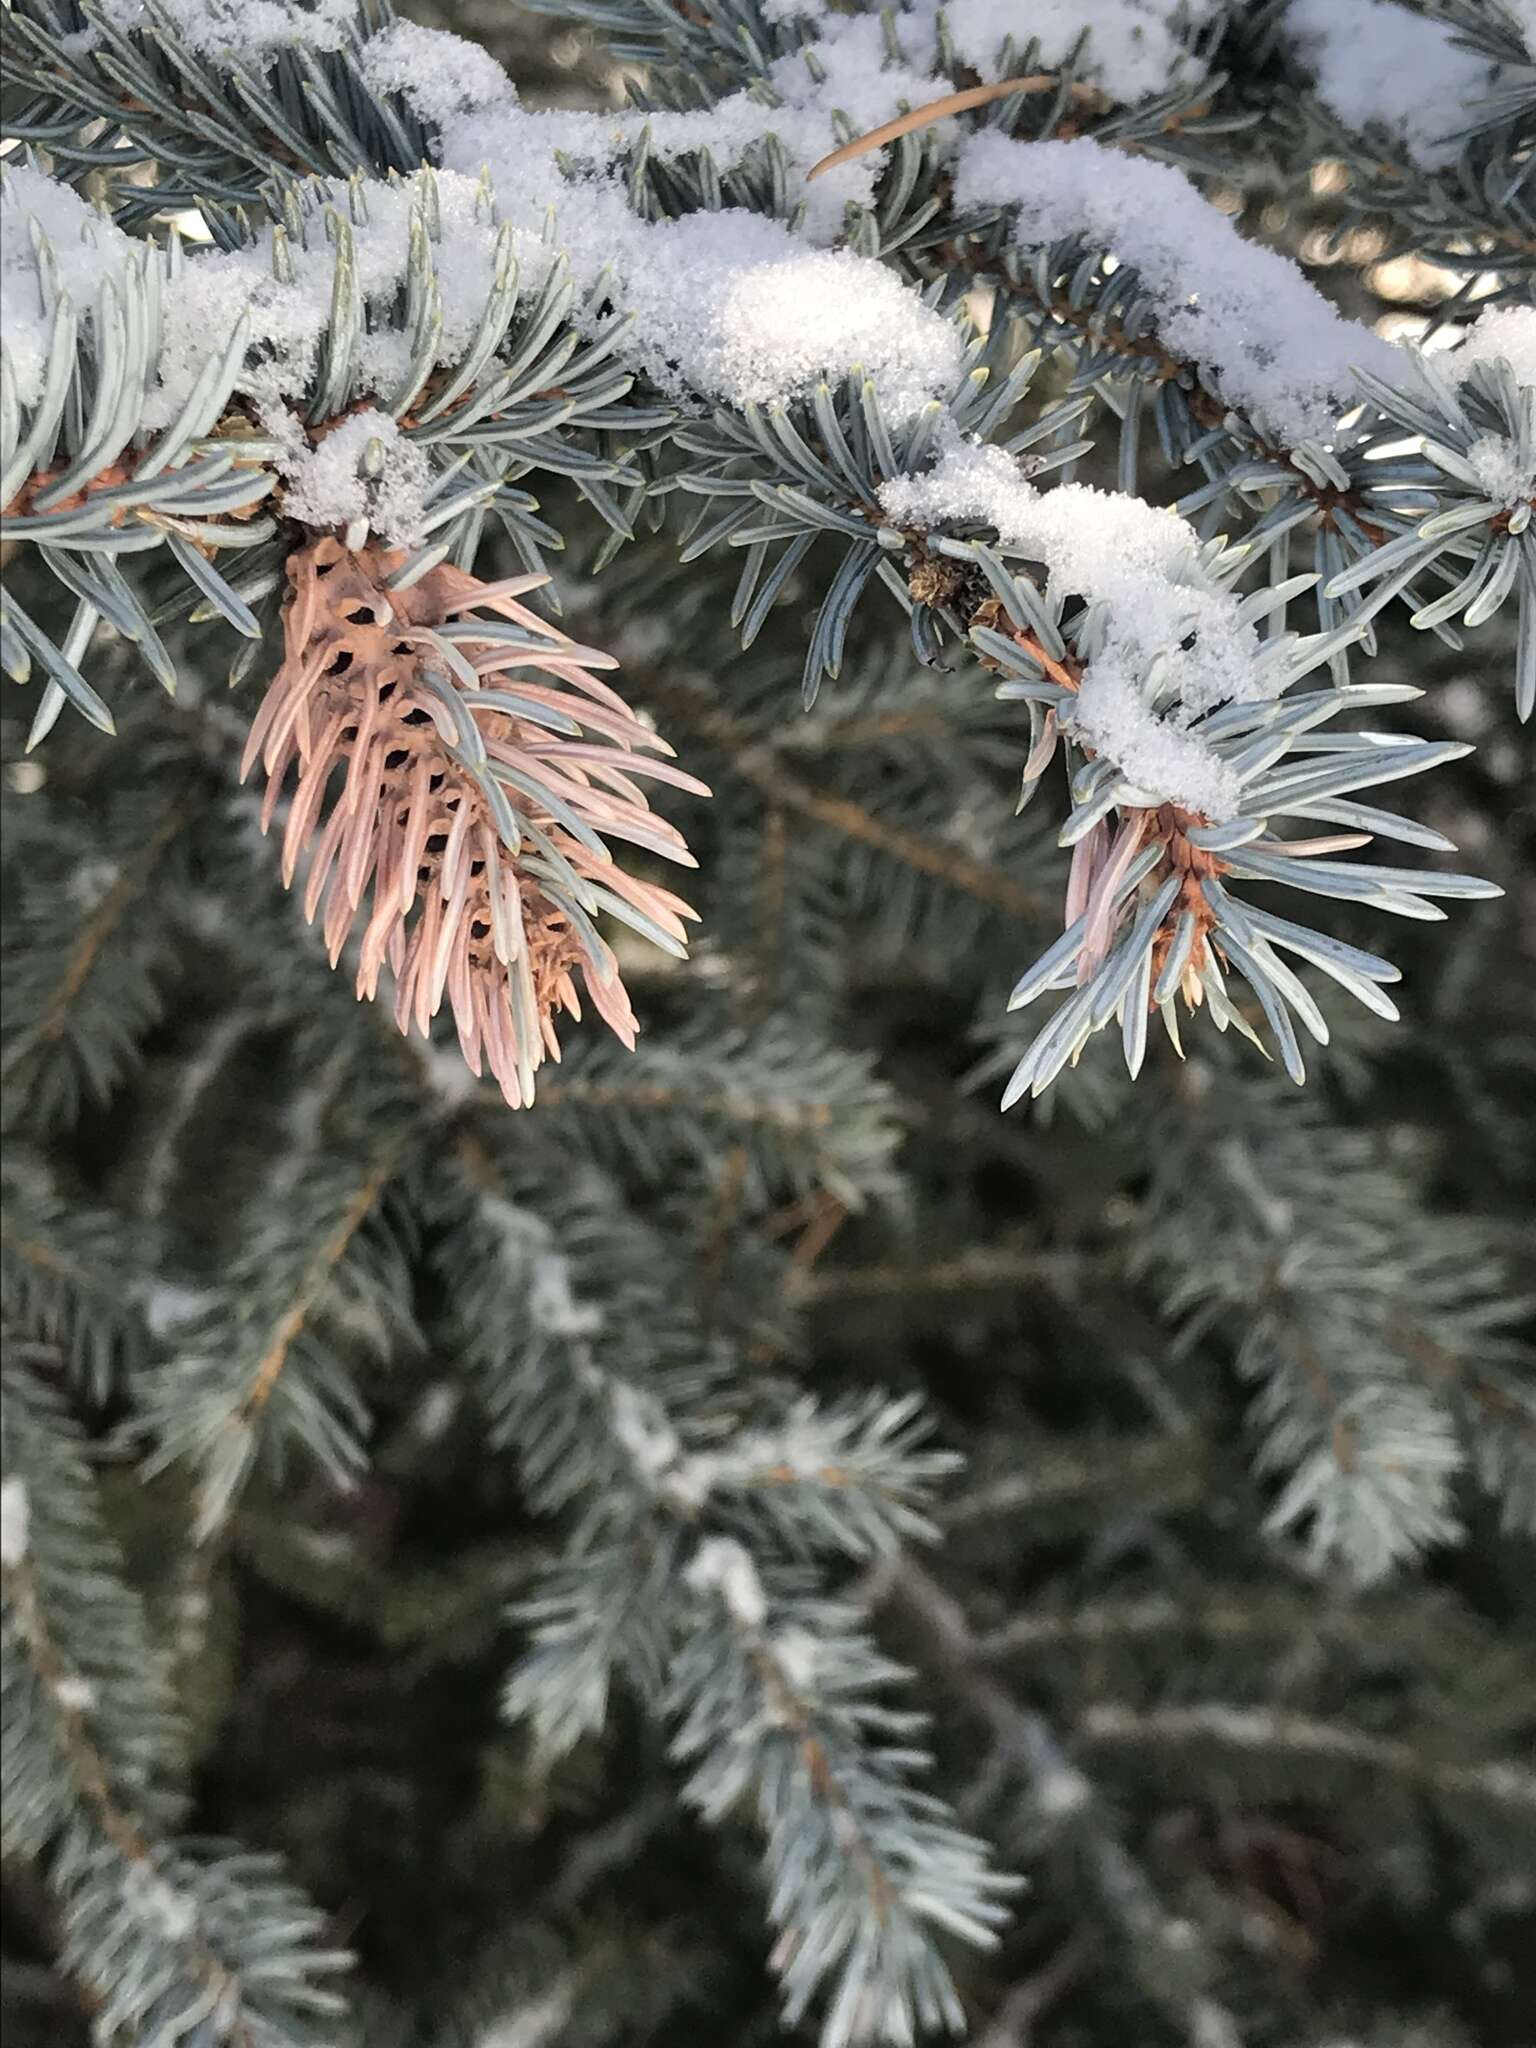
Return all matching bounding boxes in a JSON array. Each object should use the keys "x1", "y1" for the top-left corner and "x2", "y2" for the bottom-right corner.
[
  {"x1": 953, "y1": 131, "x2": 1399, "y2": 442},
  {"x1": 435, "y1": 115, "x2": 967, "y2": 421},
  {"x1": 772, "y1": 0, "x2": 1220, "y2": 109},
  {"x1": 1285, "y1": 0, "x2": 1505, "y2": 170},
  {"x1": 73, "y1": 0, "x2": 355, "y2": 56},
  {"x1": 880, "y1": 437, "x2": 1269, "y2": 818},
  {"x1": 0, "y1": 165, "x2": 140, "y2": 412}
]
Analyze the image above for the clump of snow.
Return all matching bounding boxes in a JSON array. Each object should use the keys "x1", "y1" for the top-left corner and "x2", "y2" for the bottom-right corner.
[
  {"x1": 90, "y1": 0, "x2": 353, "y2": 58},
  {"x1": 144, "y1": 243, "x2": 325, "y2": 432},
  {"x1": 126, "y1": 1866, "x2": 199, "y2": 1943},
  {"x1": 1465, "y1": 433, "x2": 1535, "y2": 508},
  {"x1": 54, "y1": 1675, "x2": 97, "y2": 1712},
  {"x1": 1286, "y1": 0, "x2": 1501, "y2": 171},
  {"x1": 411, "y1": 1382, "x2": 462, "y2": 1444},
  {"x1": 609, "y1": 1381, "x2": 685, "y2": 1489},
  {"x1": 0, "y1": 164, "x2": 139, "y2": 409},
  {"x1": 528, "y1": 1251, "x2": 604, "y2": 1341},
  {"x1": 954, "y1": 131, "x2": 1398, "y2": 442},
  {"x1": 764, "y1": 12, "x2": 958, "y2": 232},
  {"x1": 1446, "y1": 305, "x2": 1536, "y2": 390},
  {"x1": 772, "y1": 1627, "x2": 821, "y2": 1690},
  {"x1": 276, "y1": 408, "x2": 434, "y2": 545},
  {"x1": 1034, "y1": 1757, "x2": 1093, "y2": 1817},
  {"x1": 137, "y1": 1283, "x2": 216, "y2": 1339},
  {"x1": 687, "y1": 1536, "x2": 769, "y2": 1629},
  {"x1": 617, "y1": 209, "x2": 964, "y2": 423},
  {"x1": 1072, "y1": 665, "x2": 1242, "y2": 818},
  {"x1": 66, "y1": 857, "x2": 123, "y2": 910},
  {"x1": 0, "y1": 1478, "x2": 30, "y2": 1567},
  {"x1": 417, "y1": 1040, "x2": 484, "y2": 1110},
  {"x1": 359, "y1": 20, "x2": 517, "y2": 128},
  {"x1": 880, "y1": 437, "x2": 1264, "y2": 817}
]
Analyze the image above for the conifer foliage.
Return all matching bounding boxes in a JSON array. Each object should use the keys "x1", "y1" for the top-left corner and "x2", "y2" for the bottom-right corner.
[{"x1": 1, "y1": 3, "x2": 1533, "y2": 2046}]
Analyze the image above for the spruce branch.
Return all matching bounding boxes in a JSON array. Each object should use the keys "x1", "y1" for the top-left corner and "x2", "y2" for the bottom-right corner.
[
  {"x1": 1, "y1": 789, "x2": 190, "y2": 1129},
  {"x1": 2, "y1": 1356, "x2": 347, "y2": 2045},
  {"x1": 0, "y1": 1150, "x2": 156, "y2": 1402},
  {"x1": 440, "y1": 1132, "x2": 1012, "y2": 2044},
  {"x1": 529, "y1": 1020, "x2": 906, "y2": 1212},
  {"x1": 1141, "y1": 1074, "x2": 1535, "y2": 1577},
  {"x1": 942, "y1": 1431, "x2": 1213, "y2": 1534},
  {"x1": 886, "y1": 1557, "x2": 1244, "y2": 2048},
  {"x1": 3, "y1": 0, "x2": 427, "y2": 220},
  {"x1": 1078, "y1": 1703, "x2": 1536, "y2": 1817},
  {"x1": 136, "y1": 1030, "x2": 423, "y2": 1545},
  {"x1": 674, "y1": 1548, "x2": 1017, "y2": 2048}
]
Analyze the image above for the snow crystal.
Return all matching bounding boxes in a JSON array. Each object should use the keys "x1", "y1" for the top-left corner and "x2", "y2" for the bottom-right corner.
[
  {"x1": 686, "y1": 1536, "x2": 769, "y2": 1629},
  {"x1": 277, "y1": 408, "x2": 434, "y2": 545},
  {"x1": 359, "y1": 20, "x2": 517, "y2": 128},
  {"x1": 1446, "y1": 305, "x2": 1536, "y2": 390},
  {"x1": 0, "y1": 1479, "x2": 30, "y2": 1567},
  {"x1": 54, "y1": 1675, "x2": 97, "y2": 1713},
  {"x1": 1286, "y1": 0, "x2": 1501, "y2": 171},
  {"x1": 954, "y1": 130, "x2": 1398, "y2": 442},
  {"x1": 880, "y1": 437, "x2": 1264, "y2": 817},
  {"x1": 1465, "y1": 433, "x2": 1535, "y2": 508},
  {"x1": 90, "y1": 0, "x2": 354, "y2": 58},
  {"x1": 0, "y1": 164, "x2": 138, "y2": 410}
]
